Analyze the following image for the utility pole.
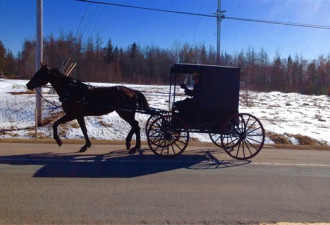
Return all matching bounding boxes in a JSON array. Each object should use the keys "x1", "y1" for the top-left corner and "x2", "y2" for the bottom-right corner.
[
  {"x1": 216, "y1": 0, "x2": 225, "y2": 65},
  {"x1": 36, "y1": 0, "x2": 43, "y2": 126}
]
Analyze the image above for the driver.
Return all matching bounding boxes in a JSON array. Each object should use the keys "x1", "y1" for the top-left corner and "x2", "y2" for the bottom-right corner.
[{"x1": 173, "y1": 72, "x2": 202, "y2": 120}]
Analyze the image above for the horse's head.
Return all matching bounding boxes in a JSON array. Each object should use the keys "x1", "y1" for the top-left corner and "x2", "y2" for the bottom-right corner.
[{"x1": 26, "y1": 64, "x2": 52, "y2": 90}]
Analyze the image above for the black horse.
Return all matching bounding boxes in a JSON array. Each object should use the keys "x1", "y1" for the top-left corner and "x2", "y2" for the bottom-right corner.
[{"x1": 26, "y1": 65, "x2": 149, "y2": 153}]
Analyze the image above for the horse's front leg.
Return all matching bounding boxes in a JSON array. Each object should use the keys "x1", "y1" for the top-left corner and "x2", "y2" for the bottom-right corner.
[
  {"x1": 77, "y1": 117, "x2": 91, "y2": 152},
  {"x1": 53, "y1": 114, "x2": 76, "y2": 147}
]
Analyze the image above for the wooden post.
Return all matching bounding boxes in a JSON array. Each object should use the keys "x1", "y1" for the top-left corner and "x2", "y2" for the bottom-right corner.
[
  {"x1": 35, "y1": 109, "x2": 38, "y2": 138},
  {"x1": 36, "y1": 0, "x2": 43, "y2": 126}
]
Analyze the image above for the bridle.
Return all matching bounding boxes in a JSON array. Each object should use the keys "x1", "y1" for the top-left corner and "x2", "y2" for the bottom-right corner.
[{"x1": 32, "y1": 68, "x2": 61, "y2": 109}]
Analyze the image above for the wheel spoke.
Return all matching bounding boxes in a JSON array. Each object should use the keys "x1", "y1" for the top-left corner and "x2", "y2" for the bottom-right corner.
[
  {"x1": 243, "y1": 139, "x2": 253, "y2": 156},
  {"x1": 173, "y1": 140, "x2": 183, "y2": 150},
  {"x1": 224, "y1": 136, "x2": 239, "y2": 148},
  {"x1": 244, "y1": 115, "x2": 251, "y2": 132},
  {"x1": 245, "y1": 138, "x2": 260, "y2": 152},
  {"x1": 154, "y1": 139, "x2": 166, "y2": 151},
  {"x1": 170, "y1": 143, "x2": 177, "y2": 155},
  {"x1": 246, "y1": 136, "x2": 263, "y2": 144},
  {"x1": 246, "y1": 126, "x2": 262, "y2": 135},
  {"x1": 246, "y1": 119, "x2": 258, "y2": 134},
  {"x1": 236, "y1": 140, "x2": 242, "y2": 158}
]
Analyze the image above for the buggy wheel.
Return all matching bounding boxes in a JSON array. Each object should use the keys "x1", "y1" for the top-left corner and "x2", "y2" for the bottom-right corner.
[
  {"x1": 145, "y1": 114, "x2": 159, "y2": 134},
  {"x1": 209, "y1": 132, "x2": 234, "y2": 148},
  {"x1": 221, "y1": 113, "x2": 265, "y2": 160},
  {"x1": 209, "y1": 132, "x2": 222, "y2": 147},
  {"x1": 146, "y1": 115, "x2": 189, "y2": 158}
]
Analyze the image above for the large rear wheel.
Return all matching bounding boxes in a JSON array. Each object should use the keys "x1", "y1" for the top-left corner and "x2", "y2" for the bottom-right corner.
[{"x1": 221, "y1": 113, "x2": 265, "y2": 160}]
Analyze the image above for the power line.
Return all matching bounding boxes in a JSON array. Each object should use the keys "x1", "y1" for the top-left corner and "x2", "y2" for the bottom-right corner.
[
  {"x1": 76, "y1": 0, "x2": 330, "y2": 30},
  {"x1": 225, "y1": 16, "x2": 330, "y2": 30},
  {"x1": 74, "y1": 4, "x2": 89, "y2": 38},
  {"x1": 76, "y1": 0, "x2": 216, "y2": 18}
]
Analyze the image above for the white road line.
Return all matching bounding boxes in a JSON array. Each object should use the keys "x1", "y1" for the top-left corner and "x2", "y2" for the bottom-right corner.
[{"x1": 252, "y1": 162, "x2": 330, "y2": 167}]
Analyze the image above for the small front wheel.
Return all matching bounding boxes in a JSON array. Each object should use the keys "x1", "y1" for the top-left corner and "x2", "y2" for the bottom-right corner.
[
  {"x1": 221, "y1": 113, "x2": 265, "y2": 160},
  {"x1": 146, "y1": 115, "x2": 189, "y2": 158},
  {"x1": 145, "y1": 114, "x2": 159, "y2": 133},
  {"x1": 209, "y1": 132, "x2": 222, "y2": 147}
]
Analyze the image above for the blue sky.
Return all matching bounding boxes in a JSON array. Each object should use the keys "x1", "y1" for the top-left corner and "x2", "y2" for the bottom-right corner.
[{"x1": 0, "y1": 0, "x2": 329, "y2": 60}]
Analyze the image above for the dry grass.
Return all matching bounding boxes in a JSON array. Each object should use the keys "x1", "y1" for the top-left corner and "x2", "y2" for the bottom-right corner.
[
  {"x1": 41, "y1": 111, "x2": 65, "y2": 126},
  {"x1": 266, "y1": 131, "x2": 291, "y2": 144},
  {"x1": 0, "y1": 126, "x2": 35, "y2": 136},
  {"x1": 9, "y1": 90, "x2": 34, "y2": 95},
  {"x1": 98, "y1": 118, "x2": 113, "y2": 128},
  {"x1": 267, "y1": 131, "x2": 327, "y2": 146},
  {"x1": 0, "y1": 138, "x2": 126, "y2": 145},
  {"x1": 1, "y1": 75, "x2": 21, "y2": 79},
  {"x1": 59, "y1": 126, "x2": 69, "y2": 136},
  {"x1": 190, "y1": 137, "x2": 199, "y2": 142},
  {"x1": 0, "y1": 132, "x2": 20, "y2": 138},
  {"x1": 69, "y1": 122, "x2": 80, "y2": 129},
  {"x1": 287, "y1": 133, "x2": 326, "y2": 146},
  {"x1": 314, "y1": 114, "x2": 327, "y2": 122}
]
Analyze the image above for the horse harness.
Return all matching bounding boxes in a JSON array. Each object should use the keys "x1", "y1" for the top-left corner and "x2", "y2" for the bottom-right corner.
[
  {"x1": 59, "y1": 79, "x2": 93, "y2": 103},
  {"x1": 58, "y1": 80, "x2": 139, "y2": 111}
]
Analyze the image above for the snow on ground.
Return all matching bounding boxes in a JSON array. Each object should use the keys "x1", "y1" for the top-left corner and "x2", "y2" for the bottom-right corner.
[{"x1": 0, "y1": 78, "x2": 329, "y2": 146}]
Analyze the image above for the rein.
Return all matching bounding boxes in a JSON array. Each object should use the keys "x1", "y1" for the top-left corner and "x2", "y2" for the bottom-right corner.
[{"x1": 35, "y1": 88, "x2": 61, "y2": 110}]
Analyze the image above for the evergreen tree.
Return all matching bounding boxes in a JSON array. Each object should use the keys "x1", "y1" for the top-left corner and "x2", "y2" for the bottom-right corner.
[
  {"x1": 5, "y1": 51, "x2": 16, "y2": 75},
  {"x1": 271, "y1": 57, "x2": 286, "y2": 91},
  {"x1": 0, "y1": 40, "x2": 6, "y2": 75},
  {"x1": 103, "y1": 39, "x2": 114, "y2": 64}
]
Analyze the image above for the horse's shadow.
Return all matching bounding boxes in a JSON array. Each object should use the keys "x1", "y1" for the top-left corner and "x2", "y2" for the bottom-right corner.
[{"x1": 0, "y1": 148, "x2": 250, "y2": 178}]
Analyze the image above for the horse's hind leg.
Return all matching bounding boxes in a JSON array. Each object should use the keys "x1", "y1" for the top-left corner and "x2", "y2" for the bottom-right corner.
[
  {"x1": 116, "y1": 110, "x2": 141, "y2": 155},
  {"x1": 77, "y1": 117, "x2": 91, "y2": 152},
  {"x1": 125, "y1": 128, "x2": 135, "y2": 151},
  {"x1": 53, "y1": 114, "x2": 76, "y2": 147}
]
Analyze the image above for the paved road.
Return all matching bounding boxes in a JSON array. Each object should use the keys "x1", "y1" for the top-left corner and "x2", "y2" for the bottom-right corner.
[{"x1": 0, "y1": 142, "x2": 330, "y2": 224}]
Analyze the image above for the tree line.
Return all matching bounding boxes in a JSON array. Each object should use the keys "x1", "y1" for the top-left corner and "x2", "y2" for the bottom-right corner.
[{"x1": 0, "y1": 33, "x2": 329, "y2": 95}]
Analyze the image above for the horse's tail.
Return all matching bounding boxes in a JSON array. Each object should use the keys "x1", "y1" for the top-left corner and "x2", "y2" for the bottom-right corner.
[{"x1": 135, "y1": 91, "x2": 149, "y2": 110}]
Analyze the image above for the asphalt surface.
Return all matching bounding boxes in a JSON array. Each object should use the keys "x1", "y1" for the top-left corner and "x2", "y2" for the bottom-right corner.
[{"x1": 0, "y1": 142, "x2": 330, "y2": 224}]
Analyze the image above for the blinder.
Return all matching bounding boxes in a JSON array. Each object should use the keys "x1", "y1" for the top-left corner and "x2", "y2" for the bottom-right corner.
[{"x1": 27, "y1": 67, "x2": 52, "y2": 90}]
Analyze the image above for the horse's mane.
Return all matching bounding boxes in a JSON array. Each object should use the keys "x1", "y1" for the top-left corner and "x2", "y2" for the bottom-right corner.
[
  {"x1": 51, "y1": 68, "x2": 83, "y2": 84},
  {"x1": 51, "y1": 68, "x2": 68, "y2": 78}
]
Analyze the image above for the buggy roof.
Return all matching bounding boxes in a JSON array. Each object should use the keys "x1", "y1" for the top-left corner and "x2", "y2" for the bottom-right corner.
[{"x1": 170, "y1": 63, "x2": 239, "y2": 74}]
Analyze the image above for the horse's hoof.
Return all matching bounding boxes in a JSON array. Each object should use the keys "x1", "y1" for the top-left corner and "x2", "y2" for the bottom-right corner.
[
  {"x1": 128, "y1": 147, "x2": 137, "y2": 155},
  {"x1": 126, "y1": 142, "x2": 131, "y2": 150},
  {"x1": 79, "y1": 146, "x2": 88, "y2": 152},
  {"x1": 55, "y1": 139, "x2": 62, "y2": 147},
  {"x1": 78, "y1": 148, "x2": 86, "y2": 153}
]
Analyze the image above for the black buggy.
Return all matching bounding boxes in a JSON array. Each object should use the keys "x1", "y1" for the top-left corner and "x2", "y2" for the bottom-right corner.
[{"x1": 145, "y1": 63, "x2": 265, "y2": 160}]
